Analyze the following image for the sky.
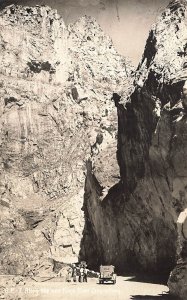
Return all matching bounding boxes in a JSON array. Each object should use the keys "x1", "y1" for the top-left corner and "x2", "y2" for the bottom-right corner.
[{"x1": 0, "y1": 0, "x2": 171, "y2": 65}]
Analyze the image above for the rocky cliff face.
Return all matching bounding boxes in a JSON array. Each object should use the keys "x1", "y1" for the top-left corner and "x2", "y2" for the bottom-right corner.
[
  {"x1": 168, "y1": 209, "x2": 187, "y2": 299},
  {"x1": 80, "y1": 0, "x2": 187, "y2": 276},
  {"x1": 0, "y1": 4, "x2": 133, "y2": 275},
  {"x1": 1, "y1": 0, "x2": 187, "y2": 282}
]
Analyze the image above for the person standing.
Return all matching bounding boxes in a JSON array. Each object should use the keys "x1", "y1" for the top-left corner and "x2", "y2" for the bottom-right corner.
[
  {"x1": 83, "y1": 266, "x2": 88, "y2": 282},
  {"x1": 79, "y1": 265, "x2": 84, "y2": 282}
]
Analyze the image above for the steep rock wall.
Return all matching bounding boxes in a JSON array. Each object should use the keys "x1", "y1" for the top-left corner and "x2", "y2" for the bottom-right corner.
[
  {"x1": 2, "y1": 0, "x2": 187, "y2": 279},
  {"x1": 168, "y1": 209, "x2": 187, "y2": 299},
  {"x1": 81, "y1": 0, "x2": 187, "y2": 275},
  {"x1": 0, "y1": 5, "x2": 133, "y2": 275}
]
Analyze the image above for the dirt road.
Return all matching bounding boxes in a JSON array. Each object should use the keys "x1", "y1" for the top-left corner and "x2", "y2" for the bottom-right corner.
[{"x1": 2, "y1": 276, "x2": 175, "y2": 300}]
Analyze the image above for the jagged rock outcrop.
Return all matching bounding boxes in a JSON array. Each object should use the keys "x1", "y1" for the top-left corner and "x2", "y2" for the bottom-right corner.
[
  {"x1": 0, "y1": 4, "x2": 133, "y2": 275},
  {"x1": 168, "y1": 209, "x2": 187, "y2": 299},
  {"x1": 80, "y1": 0, "x2": 187, "y2": 275},
  {"x1": 2, "y1": 0, "x2": 187, "y2": 281}
]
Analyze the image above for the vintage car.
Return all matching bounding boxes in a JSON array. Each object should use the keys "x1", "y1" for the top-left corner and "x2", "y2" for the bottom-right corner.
[{"x1": 99, "y1": 265, "x2": 116, "y2": 284}]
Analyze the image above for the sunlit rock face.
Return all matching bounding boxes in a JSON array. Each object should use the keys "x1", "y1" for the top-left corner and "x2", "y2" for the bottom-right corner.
[
  {"x1": 80, "y1": 0, "x2": 187, "y2": 275},
  {"x1": 168, "y1": 209, "x2": 187, "y2": 299},
  {"x1": 0, "y1": 4, "x2": 133, "y2": 275},
  {"x1": 2, "y1": 0, "x2": 187, "y2": 281}
]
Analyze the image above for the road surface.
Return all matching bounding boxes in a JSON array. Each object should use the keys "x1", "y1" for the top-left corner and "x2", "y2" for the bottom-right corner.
[{"x1": 2, "y1": 276, "x2": 176, "y2": 300}]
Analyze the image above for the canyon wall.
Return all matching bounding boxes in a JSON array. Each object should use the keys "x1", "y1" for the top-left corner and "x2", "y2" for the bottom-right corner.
[
  {"x1": 168, "y1": 209, "x2": 187, "y2": 299},
  {"x1": 81, "y1": 0, "x2": 187, "y2": 276},
  {"x1": 1, "y1": 0, "x2": 187, "y2": 283},
  {"x1": 0, "y1": 4, "x2": 133, "y2": 275}
]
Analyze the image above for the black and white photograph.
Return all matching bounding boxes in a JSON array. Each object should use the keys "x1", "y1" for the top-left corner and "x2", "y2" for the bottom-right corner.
[{"x1": 0, "y1": 0, "x2": 187, "y2": 299}]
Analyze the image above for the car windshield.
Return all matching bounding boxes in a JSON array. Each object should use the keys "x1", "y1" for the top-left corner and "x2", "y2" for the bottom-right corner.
[{"x1": 100, "y1": 265, "x2": 114, "y2": 273}]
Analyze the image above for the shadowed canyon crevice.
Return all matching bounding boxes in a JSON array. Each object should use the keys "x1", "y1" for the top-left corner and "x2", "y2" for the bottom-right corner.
[{"x1": 80, "y1": 0, "x2": 187, "y2": 284}]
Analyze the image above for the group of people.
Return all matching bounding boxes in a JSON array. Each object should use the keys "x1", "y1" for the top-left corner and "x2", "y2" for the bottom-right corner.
[{"x1": 67, "y1": 263, "x2": 88, "y2": 283}]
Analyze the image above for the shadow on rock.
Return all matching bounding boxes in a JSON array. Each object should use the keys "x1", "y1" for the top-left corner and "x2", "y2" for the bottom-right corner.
[
  {"x1": 131, "y1": 293, "x2": 179, "y2": 300},
  {"x1": 125, "y1": 273, "x2": 170, "y2": 285}
]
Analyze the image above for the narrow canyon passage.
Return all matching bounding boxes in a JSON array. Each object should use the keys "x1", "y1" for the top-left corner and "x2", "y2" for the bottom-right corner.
[{"x1": 0, "y1": 1, "x2": 187, "y2": 299}]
